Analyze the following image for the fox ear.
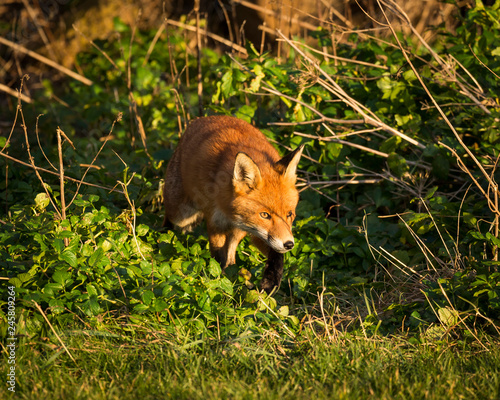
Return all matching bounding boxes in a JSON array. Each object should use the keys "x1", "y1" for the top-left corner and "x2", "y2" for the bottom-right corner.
[
  {"x1": 275, "y1": 145, "x2": 304, "y2": 182},
  {"x1": 233, "y1": 152, "x2": 262, "y2": 191}
]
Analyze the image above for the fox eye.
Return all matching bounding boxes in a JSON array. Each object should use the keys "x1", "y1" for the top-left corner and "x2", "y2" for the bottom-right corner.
[
  {"x1": 287, "y1": 211, "x2": 294, "y2": 218},
  {"x1": 260, "y1": 212, "x2": 271, "y2": 219}
]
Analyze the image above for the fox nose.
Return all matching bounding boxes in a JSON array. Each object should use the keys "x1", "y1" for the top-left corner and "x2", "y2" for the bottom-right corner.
[{"x1": 284, "y1": 240, "x2": 294, "y2": 250}]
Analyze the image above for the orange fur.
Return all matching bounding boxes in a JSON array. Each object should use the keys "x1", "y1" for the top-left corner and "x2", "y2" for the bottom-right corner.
[{"x1": 163, "y1": 115, "x2": 303, "y2": 293}]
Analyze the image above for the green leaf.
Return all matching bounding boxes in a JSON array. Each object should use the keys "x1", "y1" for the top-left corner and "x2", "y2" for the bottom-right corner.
[
  {"x1": 277, "y1": 305, "x2": 289, "y2": 317},
  {"x1": 219, "y1": 277, "x2": 233, "y2": 295},
  {"x1": 142, "y1": 290, "x2": 155, "y2": 305},
  {"x1": 424, "y1": 186, "x2": 438, "y2": 200},
  {"x1": 245, "y1": 290, "x2": 260, "y2": 303},
  {"x1": 437, "y1": 307, "x2": 459, "y2": 327},
  {"x1": 89, "y1": 247, "x2": 105, "y2": 268},
  {"x1": 53, "y1": 270, "x2": 71, "y2": 285},
  {"x1": 49, "y1": 299, "x2": 65, "y2": 314},
  {"x1": 73, "y1": 198, "x2": 91, "y2": 207},
  {"x1": 380, "y1": 136, "x2": 402, "y2": 154},
  {"x1": 221, "y1": 70, "x2": 233, "y2": 98},
  {"x1": 235, "y1": 105, "x2": 256, "y2": 122},
  {"x1": 136, "y1": 224, "x2": 149, "y2": 236},
  {"x1": 249, "y1": 64, "x2": 264, "y2": 92},
  {"x1": 403, "y1": 69, "x2": 417, "y2": 82},
  {"x1": 88, "y1": 194, "x2": 100, "y2": 203},
  {"x1": 394, "y1": 114, "x2": 413, "y2": 127},
  {"x1": 154, "y1": 299, "x2": 168, "y2": 312},
  {"x1": 208, "y1": 259, "x2": 221, "y2": 278},
  {"x1": 432, "y1": 156, "x2": 450, "y2": 179},
  {"x1": 486, "y1": 232, "x2": 500, "y2": 247},
  {"x1": 35, "y1": 193, "x2": 50, "y2": 210},
  {"x1": 86, "y1": 283, "x2": 98, "y2": 297},
  {"x1": 58, "y1": 230, "x2": 75, "y2": 239},
  {"x1": 60, "y1": 249, "x2": 78, "y2": 268},
  {"x1": 53, "y1": 239, "x2": 65, "y2": 254},
  {"x1": 387, "y1": 153, "x2": 408, "y2": 177}
]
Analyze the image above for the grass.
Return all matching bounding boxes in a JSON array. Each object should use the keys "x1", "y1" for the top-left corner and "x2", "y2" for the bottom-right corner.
[
  {"x1": 2, "y1": 1, "x2": 500, "y2": 399},
  {"x1": 2, "y1": 329, "x2": 500, "y2": 400}
]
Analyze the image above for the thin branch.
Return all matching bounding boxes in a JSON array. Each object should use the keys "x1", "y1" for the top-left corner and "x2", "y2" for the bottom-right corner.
[
  {"x1": 379, "y1": 0, "x2": 490, "y2": 114},
  {"x1": 18, "y1": 94, "x2": 61, "y2": 219},
  {"x1": 0, "y1": 152, "x2": 124, "y2": 194},
  {"x1": 285, "y1": 39, "x2": 389, "y2": 70},
  {"x1": 126, "y1": 11, "x2": 149, "y2": 157},
  {"x1": 259, "y1": 86, "x2": 364, "y2": 125},
  {"x1": 142, "y1": 21, "x2": 166, "y2": 67},
  {"x1": 56, "y1": 128, "x2": 67, "y2": 221},
  {"x1": 32, "y1": 300, "x2": 77, "y2": 365},
  {"x1": 164, "y1": 18, "x2": 247, "y2": 55},
  {"x1": 468, "y1": 44, "x2": 500, "y2": 81},
  {"x1": 195, "y1": 0, "x2": 203, "y2": 115},
  {"x1": 297, "y1": 178, "x2": 383, "y2": 186},
  {"x1": 376, "y1": 0, "x2": 497, "y2": 204},
  {"x1": 73, "y1": 24, "x2": 119, "y2": 69},
  {"x1": 21, "y1": 0, "x2": 58, "y2": 61},
  {"x1": 0, "y1": 37, "x2": 93, "y2": 85},
  {"x1": 67, "y1": 113, "x2": 123, "y2": 208},
  {"x1": 35, "y1": 114, "x2": 57, "y2": 170},
  {"x1": 0, "y1": 82, "x2": 32, "y2": 103},
  {"x1": 275, "y1": 31, "x2": 425, "y2": 149}
]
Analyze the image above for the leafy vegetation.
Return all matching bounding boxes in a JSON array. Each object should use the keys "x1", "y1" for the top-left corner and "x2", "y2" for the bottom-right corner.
[
  {"x1": 6, "y1": 333, "x2": 500, "y2": 399},
  {"x1": 1, "y1": 0, "x2": 500, "y2": 398}
]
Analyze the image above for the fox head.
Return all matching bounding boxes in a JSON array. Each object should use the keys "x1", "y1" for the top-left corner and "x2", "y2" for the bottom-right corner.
[{"x1": 231, "y1": 145, "x2": 304, "y2": 253}]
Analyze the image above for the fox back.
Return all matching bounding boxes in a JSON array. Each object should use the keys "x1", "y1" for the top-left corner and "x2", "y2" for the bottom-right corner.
[{"x1": 163, "y1": 115, "x2": 303, "y2": 293}]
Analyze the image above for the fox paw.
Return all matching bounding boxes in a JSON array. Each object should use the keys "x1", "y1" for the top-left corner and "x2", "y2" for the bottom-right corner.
[{"x1": 260, "y1": 277, "x2": 280, "y2": 295}]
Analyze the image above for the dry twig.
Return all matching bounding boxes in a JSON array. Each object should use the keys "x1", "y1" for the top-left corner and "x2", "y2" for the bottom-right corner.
[{"x1": 0, "y1": 37, "x2": 93, "y2": 86}]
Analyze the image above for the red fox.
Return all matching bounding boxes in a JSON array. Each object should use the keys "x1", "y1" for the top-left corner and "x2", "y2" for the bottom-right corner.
[{"x1": 163, "y1": 115, "x2": 303, "y2": 294}]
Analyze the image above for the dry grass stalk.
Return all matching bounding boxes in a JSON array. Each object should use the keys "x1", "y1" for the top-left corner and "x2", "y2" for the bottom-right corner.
[
  {"x1": 275, "y1": 31, "x2": 425, "y2": 149},
  {"x1": 195, "y1": 0, "x2": 203, "y2": 115},
  {"x1": 379, "y1": 0, "x2": 489, "y2": 113},
  {"x1": 56, "y1": 127, "x2": 67, "y2": 222},
  {"x1": 67, "y1": 113, "x2": 123, "y2": 209},
  {"x1": 0, "y1": 37, "x2": 93, "y2": 86},
  {"x1": 0, "y1": 83, "x2": 32, "y2": 103},
  {"x1": 126, "y1": 10, "x2": 150, "y2": 157},
  {"x1": 142, "y1": 20, "x2": 166, "y2": 67},
  {"x1": 32, "y1": 300, "x2": 78, "y2": 364},
  {"x1": 35, "y1": 115, "x2": 57, "y2": 171},
  {"x1": 164, "y1": 18, "x2": 247, "y2": 55},
  {"x1": 0, "y1": 151, "x2": 124, "y2": 194},
  {"x1": 21, "y1": 0, "x2": 58, "y2": 62},
  {"x1": 1, "y1": 79, "x2": 124, "y2": 200},
  {"x1": 376, "y1": 0, "x2": 499, "y2": 257},
  {"x1": 17, "y1": 84, "x2": 61, "y2": 219},
  {"x1": 73, "y1": 24, "x2": 119, "y2": 69}
]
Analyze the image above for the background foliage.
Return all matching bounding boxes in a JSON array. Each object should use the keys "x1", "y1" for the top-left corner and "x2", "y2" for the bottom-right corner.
[{"x1": 1, "y1": 1, "x2": 500, "y2": 397}]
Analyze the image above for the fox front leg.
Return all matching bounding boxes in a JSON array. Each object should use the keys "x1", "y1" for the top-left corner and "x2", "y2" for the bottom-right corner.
[
  {"x1": 260, "y1": 249, "x2": 285, "y2": 294},
  {"x1": 207, "y1": 224, "x2": 246, "y2": 268}
]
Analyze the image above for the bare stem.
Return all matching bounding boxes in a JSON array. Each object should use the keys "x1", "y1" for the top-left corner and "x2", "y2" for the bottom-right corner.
[
  {"x1": 195, "y1": 0, "x2": 203, "y2": 116},
  {"x1": 56, "y1": 128, "x2": 66, "y2": 221}
]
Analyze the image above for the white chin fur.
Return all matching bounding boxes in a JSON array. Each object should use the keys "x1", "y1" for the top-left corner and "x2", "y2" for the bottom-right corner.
[
  {"x1": 235, "y1": 221, "x2": 293, "y2": 253},
  {"x1": 268, "y1": 238, "x2": 291, "y2": 253}
]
